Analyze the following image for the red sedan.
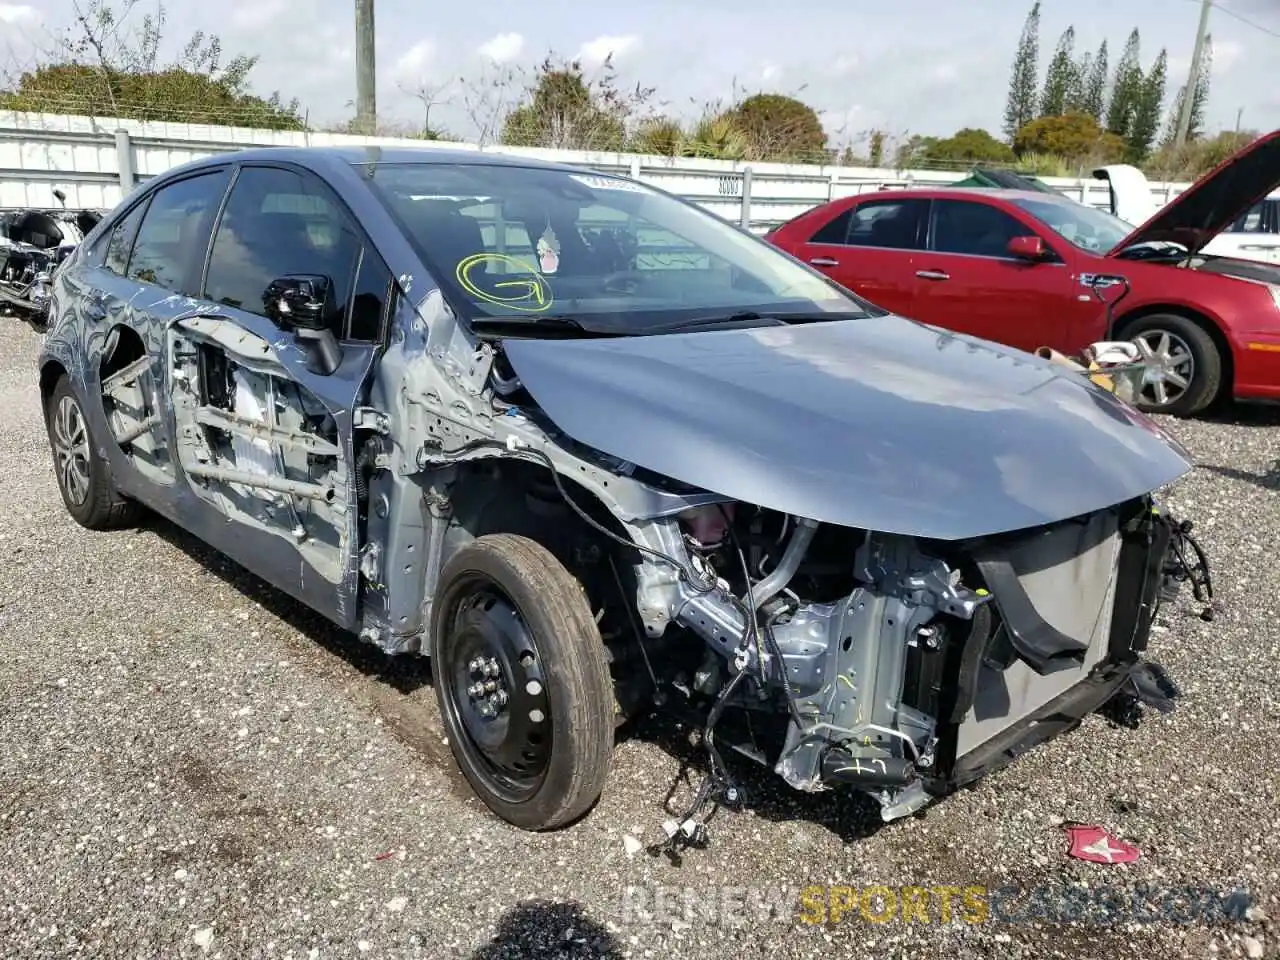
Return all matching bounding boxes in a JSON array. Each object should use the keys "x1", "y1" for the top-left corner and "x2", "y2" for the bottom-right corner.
[{"x1": 765, "y1": 131, "x2": 1280, "y2": 416}]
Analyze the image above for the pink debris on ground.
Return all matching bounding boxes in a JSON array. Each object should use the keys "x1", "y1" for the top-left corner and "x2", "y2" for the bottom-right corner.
[{"x1": 1064, "y1": 824, "x2": 1142, "y2": 864}]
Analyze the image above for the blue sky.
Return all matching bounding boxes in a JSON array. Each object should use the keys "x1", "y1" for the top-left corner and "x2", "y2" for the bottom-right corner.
[{"x1": 1, "y1": 0, "x2": 1277, "y2": 148}]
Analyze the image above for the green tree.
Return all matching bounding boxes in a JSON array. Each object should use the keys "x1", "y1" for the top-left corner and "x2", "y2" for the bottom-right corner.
[
  {"x1": 721, "y1": 92, "x2": 828, "y2": 162},
  {"x1": 924, "y1": 128, "x2": 1016, "y2": 166},
  {"x1": 1105, "y1": 29, "x2": 1143, "y2": 139},
  {"x1": 630, "y1": 116, "x2": 685, "y2": 156},
  {"x1": 1147, "y1": 128, "x2": 1254, "y2": 180},
  {"x1": 868, "y1": 130, "x2": 887, "y2": 167},
  {"x1": 1163, "y1": 35, "x2": 1214, "y2": 146},
  {"x1": 894, "y1": 134, "x2": 940, "y2": 168},
  {"x1": 1082, "y1": 40, "x2": 1109, "y2": 123},
  {"x1": 0, "y1": 0, "x2": 302, "y2": 128},
  {"x1": 1003, "y1": 1, "x2": 1042, "y2": 140},
  {"x1": 499, "y1": 53, "x2": 655, "y2": 151},
  {"x1": 1126, "y1": 48, "x2": 1167, "y2": 162},
  {"x1": 1039, "y1": 26, "x2": 1078, "y2": 118},
  {"x1": 684, "y1": 114, "x2": 749, "y2": 160},
  {"x1": 1064, "y1": 50, "x2": 1088, "y2": 114},
  {"x1": 1014, "y1": 111, "x2": 1126, "y2": 162}
]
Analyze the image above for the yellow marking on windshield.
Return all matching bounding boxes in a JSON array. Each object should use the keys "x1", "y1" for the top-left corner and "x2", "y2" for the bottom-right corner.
[{"x1": 455, "y1": 253, "x2": 555, "y2": 312}]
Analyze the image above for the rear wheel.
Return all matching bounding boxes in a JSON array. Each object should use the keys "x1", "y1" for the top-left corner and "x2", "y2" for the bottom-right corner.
[
  {"x1": 1121, "y1": 313, "x2": 1222, "y2": 417},
  {"x1": 429, "y1": 534, "x2": 614, "y2": 830},
  {"x1": 43, "y1": 375, "x2": 141, "y2": 529}
]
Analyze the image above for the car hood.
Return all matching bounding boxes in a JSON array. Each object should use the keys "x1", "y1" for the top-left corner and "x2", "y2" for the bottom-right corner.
[
  {"x1": 1109, "y1": 130, "x2": 1280, "y2": 257},
  {"x1": 501, "y1": 317, "x2": 1193, "y2": 541}
]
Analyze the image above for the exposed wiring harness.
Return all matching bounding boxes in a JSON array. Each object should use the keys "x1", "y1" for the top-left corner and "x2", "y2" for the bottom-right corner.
[
  {"x1": 645, "y1": 509, "x2": 815, "y2": 863},
  {"x1": 422, "y1": 437, "x2": 718, "y2": 595},
  {"x1": 1158, "y1": 512, "x2": 1215, "y2": 621},
  {"x1": 424, "y1": 435, "x2": 812, "y2": 857}
]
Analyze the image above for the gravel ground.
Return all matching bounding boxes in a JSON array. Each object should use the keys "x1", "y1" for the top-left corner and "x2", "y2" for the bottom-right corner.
[{"x1": 0, "y1": 319, "x2": 1276, "y2": 960}]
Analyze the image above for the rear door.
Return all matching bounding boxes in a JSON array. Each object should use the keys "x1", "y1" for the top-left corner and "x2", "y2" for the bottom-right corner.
[
  {"x1": 68, "y1": 167, "x2": 233, "y2": 498},
  {"x1": 911, "y1": 197, "x2": 1076, "y2": 352},
  {"x1": 791, "y1": 196, "x2": 928, "y2": 317}
]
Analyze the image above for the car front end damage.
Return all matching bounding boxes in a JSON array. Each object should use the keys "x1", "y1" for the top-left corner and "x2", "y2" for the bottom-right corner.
[{"x1": 355, "y1": 288, "x2": 1213, "y2": 843}]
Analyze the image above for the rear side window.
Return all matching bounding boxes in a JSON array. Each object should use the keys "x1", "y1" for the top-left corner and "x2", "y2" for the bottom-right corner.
[
  {"x1": 809, "y1": 199, "x2": 927, "y2": 250},
  {"x1": 930, "y1": 200, "x2": 1030, "y2": 258},
  {"x1": 102, "y1": 202, "x2": 148, "y2": 277},
  {"x1": 1228, "y1": 199, "x2": 1279, "y2": 234},
  {"x1": 126, "y1": 172, "x2": 228, "y2": 294},
  {"x1": 204, "y1": 166, "x2": 378, "y2": 341}
]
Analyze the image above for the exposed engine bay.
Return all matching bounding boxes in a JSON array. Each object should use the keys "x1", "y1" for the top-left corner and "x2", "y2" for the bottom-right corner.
[
  {"x1": 373, "y1": 312, "x2": 1214, "y2": 855},
  {"x1": 0, "y1": 205, "x2": 103, "y2": 323}
]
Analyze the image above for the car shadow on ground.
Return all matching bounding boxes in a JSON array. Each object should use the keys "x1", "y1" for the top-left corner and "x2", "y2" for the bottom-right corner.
[
  {"x1": 469, "y1": 900, "x2": 623, "y2": 959},
  {"x1": 1198, "y1": 461, "x2": 1280, "y2": 492},
  {"x1": 142, "y1": 513, "x2": 433, "y2": 695},
  {"x1": 1199, "y1": 398, "x2": 1280, "y2": 428},
  {"x1": 143, "y1": 513, "x2": 892, "y2": 845}
]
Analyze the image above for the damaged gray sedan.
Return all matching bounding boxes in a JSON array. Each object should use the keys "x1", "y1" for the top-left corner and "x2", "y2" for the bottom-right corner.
[{"x1": 37, "y1": 147, "x2": 1213, "y2": 840}]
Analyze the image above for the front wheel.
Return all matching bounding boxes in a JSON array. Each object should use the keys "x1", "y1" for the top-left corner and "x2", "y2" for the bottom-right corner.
[
  {"x1": 429, "y1": 534, "x2": 614, "y2": 830},
  {"x1": 1122, "y1": 313, "x2": 1223, "y2": 417}
]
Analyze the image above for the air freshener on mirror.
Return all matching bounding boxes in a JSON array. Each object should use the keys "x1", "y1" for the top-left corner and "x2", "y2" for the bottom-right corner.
[{"x1": 537, "y1": 225, "x2": 560, "y2": 275}]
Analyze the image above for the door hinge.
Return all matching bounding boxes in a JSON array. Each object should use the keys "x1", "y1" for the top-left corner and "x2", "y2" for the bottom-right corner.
[{"x1": 353, "y1": 407, "x2": 391, "y2": 433}]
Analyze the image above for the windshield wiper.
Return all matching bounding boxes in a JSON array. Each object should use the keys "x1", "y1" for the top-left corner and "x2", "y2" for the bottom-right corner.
[
  {"x1": 643, "y1": 311, "x2": 862, "y2": 334},
  {"x1": 468, "y1": 315, "x2": 616, "y2": 337}
]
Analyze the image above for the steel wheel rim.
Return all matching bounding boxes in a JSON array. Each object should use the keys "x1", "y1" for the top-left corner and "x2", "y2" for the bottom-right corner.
[
  {"x1": 439, "y1": 579, "x2": 552, "y2": 803},
  {"x1": 52, "y1": 394, "x2": 91, "y2": 506},
  {"x1": 1131, "y1": 329, "x2": 1195, "y2": 407}
]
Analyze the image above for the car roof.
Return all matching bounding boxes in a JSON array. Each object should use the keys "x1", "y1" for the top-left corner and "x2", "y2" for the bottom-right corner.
[
  {"x1": 849, "y1": 186, "x2": 1071, "y2": 204},
  {"x1": 152, "y1": 145, "x2": 593, "y2": 183}
]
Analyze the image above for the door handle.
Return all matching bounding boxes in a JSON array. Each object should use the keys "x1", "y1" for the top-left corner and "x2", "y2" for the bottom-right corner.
[
  {"x1": 809, "y1": 257, "x2": 840, "y2": 267},
  {"x1": 916, "y1": 269, "x2": 950, "y2": 281}
]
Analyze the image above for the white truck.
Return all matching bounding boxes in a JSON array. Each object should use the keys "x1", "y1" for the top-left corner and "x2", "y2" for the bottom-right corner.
[{"x1": 1092, "y1": 163, "x2": 1280, "y2": 265}]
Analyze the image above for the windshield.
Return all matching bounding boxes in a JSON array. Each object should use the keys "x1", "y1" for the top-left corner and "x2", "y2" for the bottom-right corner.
[
  {"x1": 360, "y1": 161, "x2": 879, "y2": 333},
  {"x1": 1011, "y1": 196, "x2": 1134, "y2": 253}
]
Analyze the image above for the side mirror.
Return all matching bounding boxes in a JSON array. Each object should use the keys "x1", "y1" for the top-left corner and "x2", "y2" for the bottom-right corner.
[
  {"x1": 1007, "y1": 235, "x2": 1049, "y2": 261},
  {"x1": 263, "y1": 274, "x2": 342, "y2": 376}
]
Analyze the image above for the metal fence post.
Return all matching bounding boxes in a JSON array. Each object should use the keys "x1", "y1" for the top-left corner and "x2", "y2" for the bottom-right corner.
[
  {"x1": 115, "y1": 128, "x2": 135, "y2": 196},
  {"x1": 739, "y1": 166, "x2": 753, "y2": 230}
]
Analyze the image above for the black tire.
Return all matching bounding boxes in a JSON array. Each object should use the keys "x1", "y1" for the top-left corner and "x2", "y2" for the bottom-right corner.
[
  {"x1": 43, "y1": 374, "x2": 141, "y2": 530},
  {"x1": 1119, "y1": 312, "x2": 1223, "y2": 417},
  {"x1": 429, "y1": 533, "x2": 614, "y2": 830}
]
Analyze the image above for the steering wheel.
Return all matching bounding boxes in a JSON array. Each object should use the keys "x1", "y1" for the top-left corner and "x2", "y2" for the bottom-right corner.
[{"x1": 600, "y1": 270, "x2": 646, "y2": 294}]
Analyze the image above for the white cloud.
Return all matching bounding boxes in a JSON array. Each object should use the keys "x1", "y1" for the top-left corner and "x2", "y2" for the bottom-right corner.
[
  {"x1": 760, "y1": 63, "x2": 781, "y2": 83},
  {"x1": 928, "y1": 63, "x2": 960, "y2": 84},
  {"x1": 0, "y1": 3, "x2": 36, "y2": 22},
  {"x1": 819, "y1": 105, "x2": 869, "y2": 141},
  {"x1": 393, "y1": 40, "x2": 437, "y2": 87},
  {"x1": 828, "y1": 54, "x2": 859, "y2": 78},
  {"x1": 1169, "y1": 39, "x2": 1244, "y2": 85},
  {"x1": 227, "y1": 0, "x2": 288, "y2": 32},
  {"x1": 575, "y1": 35, "x2": 640, "y2": 67},
  {"x1": 477, "y1": 32, "x2": 524, "y2": 64},
  {"x1": 1211, "y1": 39, "x2": 1245, "y2": 76}
]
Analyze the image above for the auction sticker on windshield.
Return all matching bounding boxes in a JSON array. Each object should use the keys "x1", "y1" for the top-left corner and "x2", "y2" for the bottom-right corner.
[{"x1": 570, "y1": 174, "x2": 653, "y2": 193}]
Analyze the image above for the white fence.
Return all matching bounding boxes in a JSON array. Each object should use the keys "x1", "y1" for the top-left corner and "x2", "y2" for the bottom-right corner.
[{"x1": 0, "y1": 110, "x2": 1197, "y2": 232}]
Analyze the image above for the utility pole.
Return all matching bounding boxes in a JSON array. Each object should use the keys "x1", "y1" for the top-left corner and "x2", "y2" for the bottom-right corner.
[
  {"x1": 1173, "y1": 0, "x2": 1211, "y2": 148},
  {"x1": 355, "y1": 0, "x2": 376, "y2": 135}
]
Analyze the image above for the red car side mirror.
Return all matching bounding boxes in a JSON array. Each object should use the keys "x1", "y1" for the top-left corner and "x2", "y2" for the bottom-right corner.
[{"x1": 1007, "y1": 235, "x2": 1048, "y2": 261}]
